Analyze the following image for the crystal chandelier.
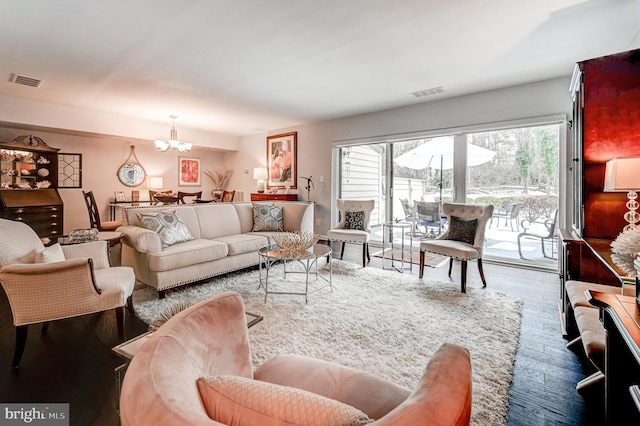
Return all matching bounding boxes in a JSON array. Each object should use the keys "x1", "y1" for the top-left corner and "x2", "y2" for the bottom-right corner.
[{"x1": 154, "y1": 115, "x2": 192, "y2": 153}]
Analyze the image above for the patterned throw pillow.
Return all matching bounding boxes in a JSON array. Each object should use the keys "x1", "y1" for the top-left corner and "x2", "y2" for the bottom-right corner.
[
  {"x1": 197, "y1": 375, "x2": 373, "y2": 426},
  {"x1": 253, "y1": 204, "x2": 284, "y2": 232},
  {"x1": 447, "y1": 216, "x2": 478, "y2": 245},
  {"x1": 344, "y1": 211, "x2": 365, "y2": 230},
  {"x1": 136, "y1": 209, "x2": 193, "y2": 248}
]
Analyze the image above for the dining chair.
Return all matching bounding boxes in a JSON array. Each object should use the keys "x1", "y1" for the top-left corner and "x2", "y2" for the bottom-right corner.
[
  {"x1": 177, "y1": 191, "x2": 202, "y2": 204},
  {"x1": 222, "y1": 190, "x2": 235, "y2": 202},
  {"x1": 83, "y1": 190, "x2": 123, "y2": 231}
]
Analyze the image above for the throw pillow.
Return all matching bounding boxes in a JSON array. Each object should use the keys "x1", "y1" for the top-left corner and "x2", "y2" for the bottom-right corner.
[
  {"x1": 344, "y1": 211, "x2": 365, "y2": 230},
  {"x1": 253, "y1": 204, "x2": 284, "y2": 232},
  {"x1": 197, "y1": 375, "x2": 373, "y2": 426},
  {"x1": 36, "y1": 243, "x2": 65, "y2": 263},
  {"x1": 447, "y1": 216, "x2": 478, "y2": 245},
  {"x1": 136, "y1": 209, "x2": 193, "y2": 248}
]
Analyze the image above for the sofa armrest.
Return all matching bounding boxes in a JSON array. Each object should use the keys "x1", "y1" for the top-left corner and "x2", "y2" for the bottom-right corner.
[
  {"x1": 253, "y1": 354, "x2": 410, "y2": 420},
  {"x1": 117, "y1": 225, "x2": 162, "y2": 254},
  {"x1": 277, "y1": 202, "x2": 314, "y2": 234}
]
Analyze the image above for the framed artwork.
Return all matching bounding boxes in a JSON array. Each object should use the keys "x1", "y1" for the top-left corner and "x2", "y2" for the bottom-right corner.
[
  {"x1": 114, "y1": 191, "x2": 125, "y2": 202},
  {"x1": 266, "y1": 132, "x2": 297, "y2": 189},
  {"x1": 178, "y1": 157, "x2": 201, "y2": 186},
  {"x1": 57, "y1": 153, "x2": 82, "y2": 188}
]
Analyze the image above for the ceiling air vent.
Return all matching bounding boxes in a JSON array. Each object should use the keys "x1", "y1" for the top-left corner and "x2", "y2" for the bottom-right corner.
[
  {"x1": 410, "y1": 86, "x2": 444, "y2": 98},
  {"x1": 11, "y1": 74, "x2": 43, "y2": 88}
]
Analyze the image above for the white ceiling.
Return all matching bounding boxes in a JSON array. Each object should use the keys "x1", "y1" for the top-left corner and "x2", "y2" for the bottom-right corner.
[{"x1": 1, "y1": 0, "x2": 639, "y2": 138}]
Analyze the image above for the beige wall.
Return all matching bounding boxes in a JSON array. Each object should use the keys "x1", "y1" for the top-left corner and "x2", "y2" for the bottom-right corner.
[
  {"x1": 1, "y1": 76, "x2": 574, "y2": 236},
  {"x1": 233, "y1": 76, "x2": 575, "y2": 234}
]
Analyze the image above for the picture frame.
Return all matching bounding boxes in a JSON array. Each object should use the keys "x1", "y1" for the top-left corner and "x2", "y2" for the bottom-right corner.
[
  {"x1": 178, "y1": 157, "x2": 201, "y2": 186},
  {"x1": 266, "y1": 132, "x2": 297, "y2": 189},
  {"x1": 114, "y1": 191, "x2": 125, "y2": 202}
]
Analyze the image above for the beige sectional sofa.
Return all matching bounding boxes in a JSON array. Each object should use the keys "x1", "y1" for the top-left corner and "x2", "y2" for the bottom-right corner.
[{"x1": 117, "y1": 201, "x2": 314, "y2": 297}]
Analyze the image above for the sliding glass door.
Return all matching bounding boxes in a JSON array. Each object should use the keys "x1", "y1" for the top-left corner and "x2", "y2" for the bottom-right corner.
[{"x1": 333, "y1": 118, "x2": 562, "y2": 268}]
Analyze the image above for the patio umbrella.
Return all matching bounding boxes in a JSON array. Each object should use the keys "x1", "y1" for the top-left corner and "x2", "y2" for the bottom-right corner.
[{"x1": 394, "y1": 137, "x2": 496, "y2": 199}]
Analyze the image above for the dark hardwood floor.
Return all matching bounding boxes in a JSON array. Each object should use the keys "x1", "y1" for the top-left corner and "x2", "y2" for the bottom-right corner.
[{"x1": 0, "y1": 244, "x2": 604, "y2": 425}]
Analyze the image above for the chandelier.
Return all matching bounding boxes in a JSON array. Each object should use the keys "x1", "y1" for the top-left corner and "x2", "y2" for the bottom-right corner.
[{"x1": 154, "y1": 115, "x2": 192, "y2": 153}]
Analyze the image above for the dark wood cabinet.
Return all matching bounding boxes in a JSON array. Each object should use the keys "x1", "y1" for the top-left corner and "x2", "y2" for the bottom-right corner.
[
  {"x1": 0, "y1": 189, "x2": 64, "y2": 237},
  {"x1": 250, "y1": 192, "x2": 298, "y2": 201},
  {"x1": 0, "y1": 136, "x2": 63, "y2": 238}
]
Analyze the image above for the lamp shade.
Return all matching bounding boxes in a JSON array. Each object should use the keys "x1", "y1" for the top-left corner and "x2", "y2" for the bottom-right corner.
[
  {"x1": 604, "y1": 157, "x2": 640, "y2": 191},
  {"x1": 253, "y1": 167, "x2": 268, "y2": 180},
  {"x1": 147, "y1": 176, "x2": 164, "y2": 189}
]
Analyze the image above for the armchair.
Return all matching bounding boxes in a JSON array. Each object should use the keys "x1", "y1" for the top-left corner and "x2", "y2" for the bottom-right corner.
[
  {"x1": 120, "y1": 292, "x2": 472, "y2": 426},
  {"x1": 419, "y1": 203, "x2": 494, "y2": 293},
  {"x1": 0, "y1": 219, "x2": 135, "y2": 368},
  {"x1": 327, "y1": 199, "x2": 375, "y2": 267}
]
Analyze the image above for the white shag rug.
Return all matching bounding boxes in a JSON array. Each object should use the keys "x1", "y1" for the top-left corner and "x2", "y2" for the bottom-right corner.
[{"x1": 133, "y1": 260, "x2": 522, "y2": 426}]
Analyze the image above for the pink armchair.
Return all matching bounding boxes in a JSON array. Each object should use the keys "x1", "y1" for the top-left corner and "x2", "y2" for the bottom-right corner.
[{"x1": 120, "y1": 291, "x2": 472, "y2": 425}]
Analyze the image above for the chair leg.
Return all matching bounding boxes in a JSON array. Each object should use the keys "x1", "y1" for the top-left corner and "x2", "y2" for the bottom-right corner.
[
  {"x1": 41, "y1": 322, "x2": 49, "y2": 334},
  {"x1": 419, "y1": 251, "x2": 425, "y2": 278},
  {"x1": 362, "y1": 243, "x2": 370, "y2": 267},
  {"x1": 517, "y1": 235, "x2": 526, "y2": 259},
  {"x1": 115, "y1": 306, "x2": 126, "y2": 341},
  {"x1": 126, "y1": 295, "x2": 135, "y2": 316},
  {"x1": 460, "y1": 261, "x2": 468, "y2": 293},
  {"x1": 477, "y1": 258, "x2": 487, "y2": 288},
  {"x1": 448, "y1": 258, "x2": 454, "y2": 277},
  {"x1": 340, "y1": 242, "x2": 346, "y2": 260},
  {"x1": 12, "y1": 325, "x2": 28, "y2": 369}
]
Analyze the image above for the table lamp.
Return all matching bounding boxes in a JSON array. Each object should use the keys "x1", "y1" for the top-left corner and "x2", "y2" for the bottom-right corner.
[
  {"x1": 147, "y1": 176, "x2": 164, "y2": 190},
  {"x1": 253, "y1": 167, "x2": 268, "y2": 193},
  {"x1": 604, "y1": 157, "x2": 640, "y2": 231}
]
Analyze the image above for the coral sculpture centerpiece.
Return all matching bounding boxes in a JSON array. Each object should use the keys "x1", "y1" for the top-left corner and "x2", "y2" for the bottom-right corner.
[{"x1": 271, "y1": 231, "x2": 320, "y2": 254}]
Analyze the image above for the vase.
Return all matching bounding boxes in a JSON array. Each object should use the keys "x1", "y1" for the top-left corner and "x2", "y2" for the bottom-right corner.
[{"x1": 211, "y1": 189, "x2": 223, "y2": 201}]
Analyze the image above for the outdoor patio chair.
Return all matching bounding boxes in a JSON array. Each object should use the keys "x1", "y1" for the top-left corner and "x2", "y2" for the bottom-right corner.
[
  {"x1": 517, "y1": 208, "x2": 558, "y2": 260},
  {"x1": 415, "y1": 201, "x2": 443, "y2": 238},
  {"x1": 490, "y1": 201, "x2": 522, "y2": 231}
]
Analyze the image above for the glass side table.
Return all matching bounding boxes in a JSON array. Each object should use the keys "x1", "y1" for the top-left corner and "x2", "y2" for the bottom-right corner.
[{"x1": 382, "y1": 221, "x2": 413, "y2": 273}]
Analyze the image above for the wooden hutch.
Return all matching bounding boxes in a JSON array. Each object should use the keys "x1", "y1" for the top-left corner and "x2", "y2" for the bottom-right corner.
[{"x1": 0, "y1": 135, "x2": 63, "y2": 238}]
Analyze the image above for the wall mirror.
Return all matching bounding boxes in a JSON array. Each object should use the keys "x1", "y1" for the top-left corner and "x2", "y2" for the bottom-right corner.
[{"x1": 117, "y1": 145, "x2": 146, "y2": 187}]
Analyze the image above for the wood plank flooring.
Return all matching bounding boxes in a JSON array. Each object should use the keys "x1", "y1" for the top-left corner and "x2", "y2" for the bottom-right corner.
[{"x1": 0, "y1": 244, "x2": 604, "y2": 425}]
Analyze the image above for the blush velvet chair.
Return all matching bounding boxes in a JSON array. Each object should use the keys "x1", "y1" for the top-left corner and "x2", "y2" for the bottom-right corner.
[
  {"x1": 0, "y1": 218, "x2": 135, "y2": 368},
  {"x1": 419, "y1": 203, "x2": 494, "y2": 293},
  {"x1": 120, "y1": 291, "x2": 472, "y2": 426},
  {"x1": 327, "y1": 199, "x2": 375, "y2": 267}
]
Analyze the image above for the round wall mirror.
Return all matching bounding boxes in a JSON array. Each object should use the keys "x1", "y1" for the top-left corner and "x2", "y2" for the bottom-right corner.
[{"x1": 117, "y1": 145, "x2": 146, "y2": 187}]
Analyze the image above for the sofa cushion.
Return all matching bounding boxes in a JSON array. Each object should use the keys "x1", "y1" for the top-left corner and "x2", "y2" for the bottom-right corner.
[
  {"x1": 148, "y1": 239, "x2": 228, "y2": 272},
  {"x1": 36, "y1": 243, "x2": 65, "y2": 263},
  {"x1": 195, "y1": 204, "x2": 243, "y2": 239},
  {"x1": 197, "y1": 375, "x2": 373, "y2": 426},
  {"x1": 213, "y1": 234, "x2": 269, "y2": 256},
  {"x1": 447, "y1": 216, "x2": 477, "y2": 245},
  {"x1": 253, "y1": 204, "x2": 284, "y2": 232},
  {"x1": 137, "y1": 209, "x2": 193, "y2": 248}
]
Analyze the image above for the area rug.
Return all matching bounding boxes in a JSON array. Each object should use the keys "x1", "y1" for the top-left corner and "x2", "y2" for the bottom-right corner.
[
  {"x1": 133, "y1": 260, "x2": 522, "y2": 426},
  {"x1": 373, "y1": 248, "x2": 448, "y2": 267}
]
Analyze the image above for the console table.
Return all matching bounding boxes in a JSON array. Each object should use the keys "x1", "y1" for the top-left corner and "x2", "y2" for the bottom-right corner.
[
  {"x1": 250, "y1": 192, "x2": 297, "y2": 201},
  {"x1": 587, "y1": 290, "x2": 640, "y2": 424}
]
